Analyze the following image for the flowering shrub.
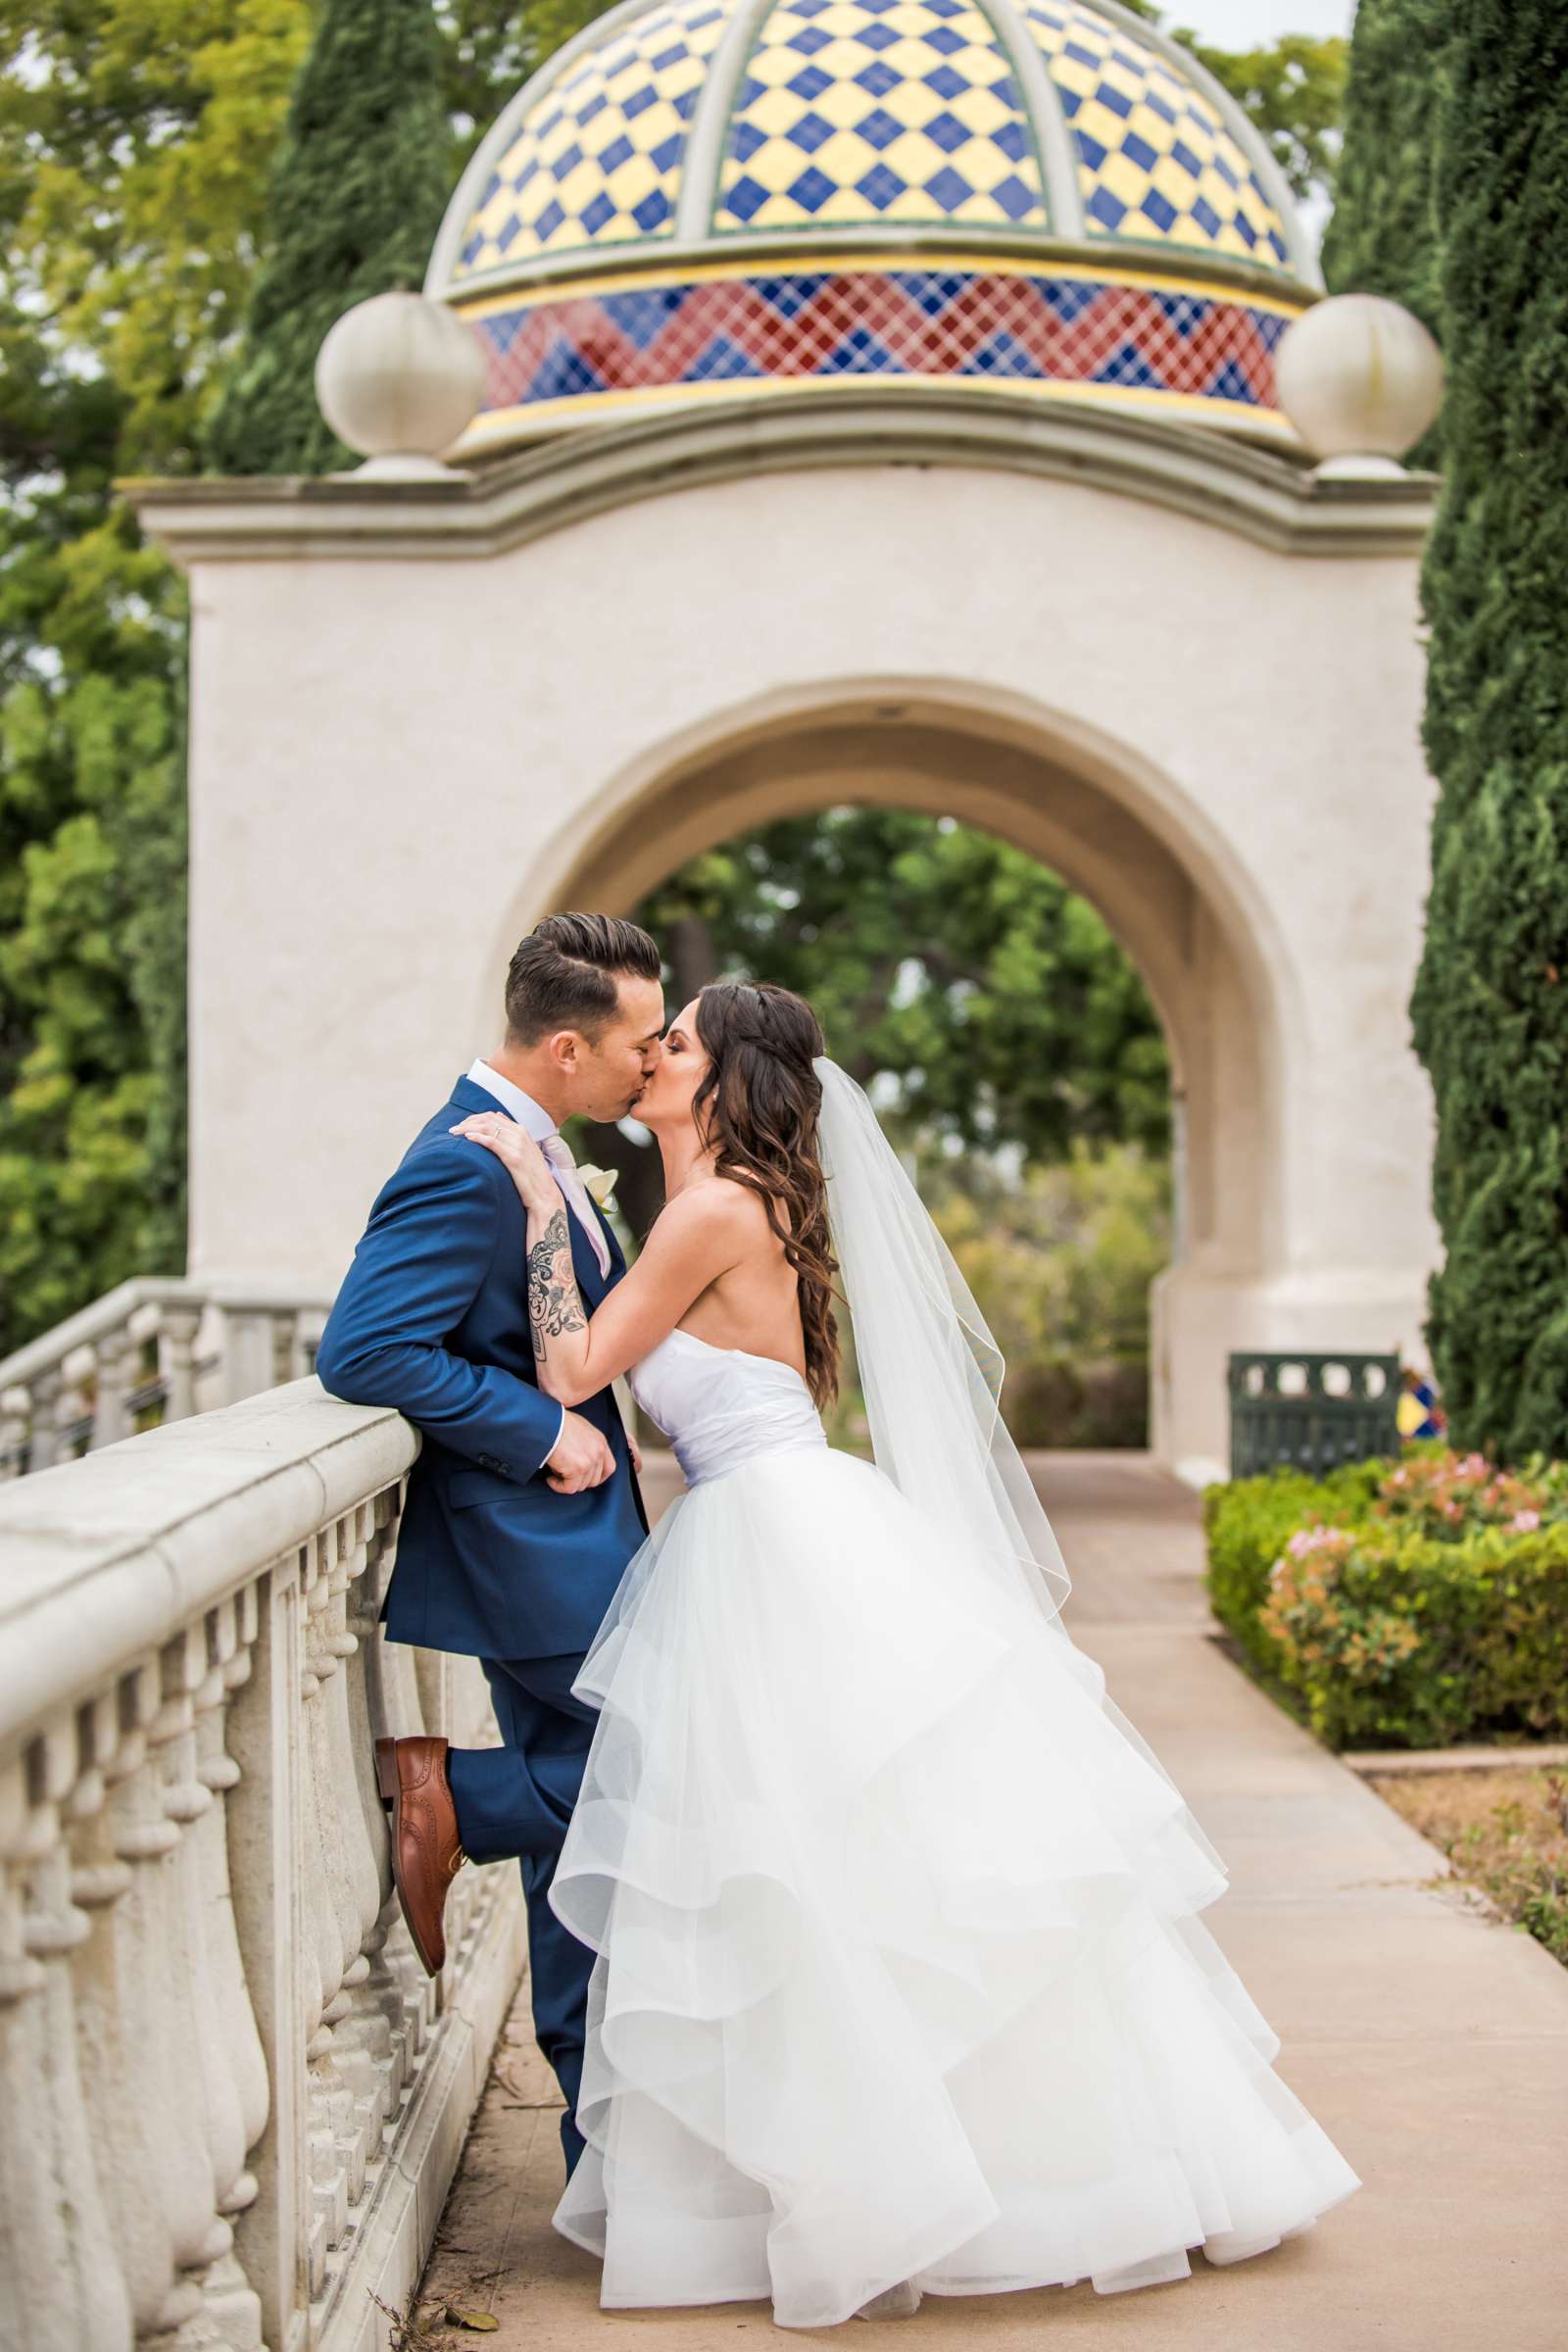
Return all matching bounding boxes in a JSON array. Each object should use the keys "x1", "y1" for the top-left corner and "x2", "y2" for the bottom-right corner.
[
  {"x1": 1372, "y1": 1449, "x2": 1568, "y2": 1539},
  {"x1": 1259, "y1": 1524, "x2": 1423, "y2": 1698},
  {"x1": 1204, "y1": 1450, "x2": 1568, "y2": 1750}
]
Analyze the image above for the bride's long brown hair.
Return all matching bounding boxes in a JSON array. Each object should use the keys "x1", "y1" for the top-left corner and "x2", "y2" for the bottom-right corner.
[{"x1": 691, "y1": 981, "x2": 840, "y2": 1408}]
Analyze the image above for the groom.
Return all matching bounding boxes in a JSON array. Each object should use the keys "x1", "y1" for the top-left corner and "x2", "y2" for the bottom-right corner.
[{"x1": 316, "y1": 912, "x2": 664, "y2": 2171}]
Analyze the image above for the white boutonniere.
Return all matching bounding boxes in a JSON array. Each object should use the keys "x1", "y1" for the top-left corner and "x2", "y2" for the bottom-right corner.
[{"x1": 577, "y1": 1162, "x2": 619, "y2": 1211}]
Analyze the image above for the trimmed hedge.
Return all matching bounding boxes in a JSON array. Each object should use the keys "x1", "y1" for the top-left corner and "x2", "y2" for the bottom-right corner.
[{"x1": 1204, "y1": 1453, "x2": 1568, "y2": 1750}]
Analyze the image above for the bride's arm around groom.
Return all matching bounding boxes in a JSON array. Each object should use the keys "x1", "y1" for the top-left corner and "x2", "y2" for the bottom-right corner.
[{"x1": 317, "y1": 1125, "x2": 609, "y2": 1494}]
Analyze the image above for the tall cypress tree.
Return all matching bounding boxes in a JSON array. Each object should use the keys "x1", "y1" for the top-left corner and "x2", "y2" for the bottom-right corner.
[
  {"x1": 205, "y1": 0, "x2": 452, "y2": 476},
  {"x1": 1320, "y1": 0, "x2": 1448, "y2": 468},
  {"x1": 1411, "y1": 1, "x2": 1568, "y2": 1458},
  {"x1": 1321, "y1": 0, "x2": 1446, "y2": 325}
]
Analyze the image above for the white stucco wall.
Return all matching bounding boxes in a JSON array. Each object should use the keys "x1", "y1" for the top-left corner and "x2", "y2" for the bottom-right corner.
[{"x1": 170, "y1": 440, "x2": 1438, "y2": 1467}]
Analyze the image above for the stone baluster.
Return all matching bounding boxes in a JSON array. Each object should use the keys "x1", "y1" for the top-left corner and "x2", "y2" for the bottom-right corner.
[
  {"x1": 155, "y1": 1626, "x2": 244, "y2": 2270},
  {"x1": 170, "y1": 1615, "x2": 270, "y2": 2352},
  {"x1": 270, "y1": 1313, "x2": 295, "y2": 1393},
  {"x1": 372, "y1": 1490, "x2": 427, "y2": 1735},
  {"x1": 346, "y1": 1498, "x2": 395, "y2": 1897},
  {"x1": 299, "y1": 1529, "x2": 356, "y2": 2293},
  {"x1": 92, "y1": 1323, "x2": 135, "y2": 1450},
  {"x1": 203, "y1": 1587, "x2": 271, "y2": 2215},
  {"x1": 341, "y1": 1495, "x2": 424, "y2": 2118},
  {"x1": 0, "y1": 1736, "x2": 133, "y2": 2350},
  {"x1": 287, "y1": 1311, "x2": 318, "y2": 1383},
  {"x1": 321, "y1": 1516, "x2": 384, "y2": 1961},
  {"x1": 443, "y1": 1652, "x2": 503, "y2": 1969},
  {"x1": 220, "y1": 1310, "x2": 277, "y2": 1405},
  {"x1": 307, "y1": 1514, "x2": 387, "y2": 2273},
  {"x1": 307, "y1": 1504, "x2": 409, "y2": 2294},
  {"x1": 108, "y1": 1655, "x2": 232, "y2": 2327},
  {"x1": 57, "y1": 1358, "x2": 91, "y2": 1459},
  {"x1": 413, "y1": 1640, "x2": 451, "y2": 1762},
  {"x1": 294, "y1": 1549, "x2": 345, "y2": 2026},
  {"x1": 161, "y1": 1303, "x2": 205, "y2": 1424},
  {"x1": 27, "y1": 1367, "x2": 64, "y2": 1472},
  {"x1": 151, "y1": 1618, "x2": 267, "y2": 2352},
  {"x1": 0, "y1": 1388, "x2": 28, "y2": 1479},
  {"x1": 226, "y1": 1550, "x2": 305, "y2": 2352},
  {"x1": 64, "y1": 1681, "x2": 198, "y2": 2336},
  {"x1": 408, "y1": 1601, "x2": 456, "y2": 2022}
]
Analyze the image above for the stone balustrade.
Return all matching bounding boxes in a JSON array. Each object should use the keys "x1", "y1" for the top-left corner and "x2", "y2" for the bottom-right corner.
[
  {"x1": 0, "y1": 1280, "x2": 336, "y2": 1480},
  {"x1": 0, "y1": 1380, "x2": 525, "y2": 2352}
]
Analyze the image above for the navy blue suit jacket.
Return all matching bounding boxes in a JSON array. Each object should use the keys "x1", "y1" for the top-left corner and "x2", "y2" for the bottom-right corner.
[{"x1": 315, "y1": 1076, "x2": 648, "y2": 1661}]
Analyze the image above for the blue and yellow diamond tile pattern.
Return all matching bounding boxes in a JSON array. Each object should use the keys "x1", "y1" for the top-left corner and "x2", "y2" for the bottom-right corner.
[
  {"x1": 455, "y1": 0, "x2": 730, "y2": 275},
  {"x1": 716, "y1": 0, "x2": 1047, "y2": 233},
  {"x1": 1017, "y1": 0, "x2": 1288, "y2": 266}
]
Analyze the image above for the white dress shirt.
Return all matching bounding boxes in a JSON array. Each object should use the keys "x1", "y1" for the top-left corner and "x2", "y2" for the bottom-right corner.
[
  {"x1": 466, "y1": 1058, "x2": 561, "y2": 1148},
  {"x1": 466, "y1": 1058, "x2": 587, "y2": 1455}
]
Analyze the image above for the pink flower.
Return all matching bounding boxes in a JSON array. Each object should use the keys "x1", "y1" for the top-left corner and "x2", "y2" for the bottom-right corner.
[{"x1": 1511, "y1": 1510, "x2": 1542, "y2": 1533}]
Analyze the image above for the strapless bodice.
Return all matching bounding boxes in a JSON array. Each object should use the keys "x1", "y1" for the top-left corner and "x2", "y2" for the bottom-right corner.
[{"x1": 627, "y1": 1327, "x2": 826, "y2": 1486}]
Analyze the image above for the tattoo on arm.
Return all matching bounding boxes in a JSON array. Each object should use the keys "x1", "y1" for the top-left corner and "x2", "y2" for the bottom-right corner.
[{"x1": 527, "y1": 1205, "x2": 587, "y2": 1360}]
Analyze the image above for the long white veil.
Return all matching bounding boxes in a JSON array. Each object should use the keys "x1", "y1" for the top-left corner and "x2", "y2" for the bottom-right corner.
[{"x1": 813, "y1": 1056, "x2": 1072, "y2": 1631}]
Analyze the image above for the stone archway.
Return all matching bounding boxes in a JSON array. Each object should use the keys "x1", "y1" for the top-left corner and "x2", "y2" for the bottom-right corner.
[
  {"x1": 139, "y1": 397, "x2": 1439, "y2": 1477},
  {"x1": 487, "y1": 678, "x2": 1296, "y2": 1469}
]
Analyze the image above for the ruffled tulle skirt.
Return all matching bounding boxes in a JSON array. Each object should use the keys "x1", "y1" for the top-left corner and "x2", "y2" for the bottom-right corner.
[{"x1": 549, "y1": 1446, "x2": 1359, "y2": 2327}]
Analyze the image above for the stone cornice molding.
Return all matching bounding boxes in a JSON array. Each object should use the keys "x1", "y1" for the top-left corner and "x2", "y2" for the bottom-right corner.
[{"x1": 125, "y1": 387, "x2": 1438, "y2": 565}]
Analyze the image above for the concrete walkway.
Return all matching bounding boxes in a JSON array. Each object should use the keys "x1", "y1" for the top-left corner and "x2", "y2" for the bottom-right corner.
[{"x1": 417, "y1": 1454, "x2": 1568, "y2": 2351}]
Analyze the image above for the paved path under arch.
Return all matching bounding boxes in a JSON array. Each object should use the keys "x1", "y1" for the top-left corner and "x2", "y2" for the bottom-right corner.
[{"x1": 416, "y1": 1453, "x2": 1568, "y2": 2351}]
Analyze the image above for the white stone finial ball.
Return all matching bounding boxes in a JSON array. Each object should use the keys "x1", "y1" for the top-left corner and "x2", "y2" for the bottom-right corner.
[
  {"x1": 1275, "y1": 293, "x2": 1444, "y2": 476},
  {"x1": 316, "y1": 290, "x2": 486, "y2": 478}
]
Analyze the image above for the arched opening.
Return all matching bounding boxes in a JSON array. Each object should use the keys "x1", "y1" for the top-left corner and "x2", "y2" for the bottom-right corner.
[{"x1": 483, "y1": 684, "x2": 1292, "y2": 1467}]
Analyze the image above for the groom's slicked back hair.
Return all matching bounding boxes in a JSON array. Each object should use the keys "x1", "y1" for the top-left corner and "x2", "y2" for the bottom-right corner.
[{"x1": 506, "y1": 912, "x2": 662, "y2": 1045}]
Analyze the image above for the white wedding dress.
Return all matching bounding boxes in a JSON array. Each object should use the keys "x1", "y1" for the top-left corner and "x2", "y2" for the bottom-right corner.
[{"x1": 549, "y1": 1067, "x2": 1359, "y2": 2328}]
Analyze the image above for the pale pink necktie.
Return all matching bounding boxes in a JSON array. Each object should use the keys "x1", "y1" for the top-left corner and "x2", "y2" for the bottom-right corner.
[{"x1": 539, "y1": 1131, "x2": 612, "y2": 1279}]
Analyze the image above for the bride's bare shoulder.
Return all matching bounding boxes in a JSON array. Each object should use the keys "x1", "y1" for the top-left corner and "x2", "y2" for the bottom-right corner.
[
  {"x1": 657, "y1": 1172, "x2": 760, "y2": 1228},
  {"x1": 659, "y1": 1172, "x2": 777, "y2": 1250}
]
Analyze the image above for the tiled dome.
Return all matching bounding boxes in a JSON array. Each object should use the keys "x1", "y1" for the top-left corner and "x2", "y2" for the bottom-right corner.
[{"x1": 427, "y1": 0, "x2": 1319, "y2": 449}]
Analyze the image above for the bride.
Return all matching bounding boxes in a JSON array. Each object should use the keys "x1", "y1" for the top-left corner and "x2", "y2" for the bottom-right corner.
[{"x1": 449, "y1": 977, "x2": 1359, "y2": 2329}]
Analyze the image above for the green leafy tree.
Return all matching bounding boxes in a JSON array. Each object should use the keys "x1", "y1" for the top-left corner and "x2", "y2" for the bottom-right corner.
[
  {"x1": 4, "y1": 3, "x2": 316, "y2": 474},
  {"x1": 644, "y1": 810, "x2": 1170, "y2": 1153},
  {"x1": 1321, "y1": 0, "x2": 1448, "y2": 467},
  {"x1": 585, "y1": 809, "x2": 1170, "y2": 1237},
  {"x1": 1410, "y1": 0, "x2": 1568, "y2": 1458},
  {"x1": 0, "y1": 0, "x2": 317, "y2": 1351},
  {"x1": 1187, "y1": 33, "x2": 1348, "y2": 211},
  {"x1": 931, "y1": 1145, "x2": 1172, "y2": 1446},
  {"x1": 0, "y1": 0, "x2": 580, "y2": 1351}
]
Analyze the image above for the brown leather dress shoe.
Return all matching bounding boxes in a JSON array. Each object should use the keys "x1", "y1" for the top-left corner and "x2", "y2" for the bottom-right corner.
[{"x1": 374, "y1": 1735, "x2": 467, "y2": 1976}]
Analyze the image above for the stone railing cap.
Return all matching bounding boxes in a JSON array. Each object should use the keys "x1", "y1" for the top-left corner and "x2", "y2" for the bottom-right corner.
[
  {"x1": 0, "y1": 1275, "x2": 337, "y2": 1393},
  {"x1": 0, "y1": 1380, "x2": 417, "y2": 1759}
]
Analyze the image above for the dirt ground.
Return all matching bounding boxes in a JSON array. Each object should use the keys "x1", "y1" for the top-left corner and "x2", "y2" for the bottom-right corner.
[{"x1": 1369, "y1": 1765, "x2": 1568, "y2": 1967}]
